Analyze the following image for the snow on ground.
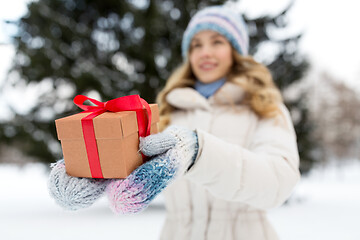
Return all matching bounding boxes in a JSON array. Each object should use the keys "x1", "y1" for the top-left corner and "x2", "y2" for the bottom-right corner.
[
  {"x1": 268, "y1": 161, "x2": 360, "y2": 239},
  {"x1": 0, "y1": 161, "x2": 359, "y2": 240}
]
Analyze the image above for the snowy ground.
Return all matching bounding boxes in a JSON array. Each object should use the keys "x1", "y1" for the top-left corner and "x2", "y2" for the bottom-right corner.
[{"x1": 1, "y1": 161, "x2": 359, "y2": 240}]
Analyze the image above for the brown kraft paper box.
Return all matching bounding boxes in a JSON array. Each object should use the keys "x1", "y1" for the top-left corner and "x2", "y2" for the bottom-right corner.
[{"x1": 55, "y1": 104, "x2": 159, "y2": 179}]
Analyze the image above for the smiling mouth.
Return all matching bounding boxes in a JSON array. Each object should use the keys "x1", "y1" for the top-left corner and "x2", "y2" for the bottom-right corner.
[{"x1": 199, "y1": 63, "x2": 217, "y2": 71}]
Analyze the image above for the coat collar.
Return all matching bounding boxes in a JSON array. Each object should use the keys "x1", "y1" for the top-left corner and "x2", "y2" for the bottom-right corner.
[{"x1": 166, "y1": 81, "x2": 246, "y2": 111}]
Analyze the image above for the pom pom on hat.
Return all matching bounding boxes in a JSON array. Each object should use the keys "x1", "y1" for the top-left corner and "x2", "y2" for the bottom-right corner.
[{"x1": 181, "y1": 5, "x2": 249, "y2": 59}]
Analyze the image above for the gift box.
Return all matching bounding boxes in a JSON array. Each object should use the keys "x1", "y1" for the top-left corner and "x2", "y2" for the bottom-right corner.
[{"x1": 55, "y1": 95, "x2": 159, "y2": 179}]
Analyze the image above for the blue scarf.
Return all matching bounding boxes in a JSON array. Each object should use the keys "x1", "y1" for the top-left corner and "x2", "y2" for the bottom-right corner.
[{"x1": 194, "y1": 78, "x2": 226, "y2": 99}]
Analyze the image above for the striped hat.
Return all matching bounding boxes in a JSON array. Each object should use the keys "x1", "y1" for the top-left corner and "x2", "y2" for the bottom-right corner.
[{"x1": 181, "y1": 5, "x2": 249, "y2": 59}]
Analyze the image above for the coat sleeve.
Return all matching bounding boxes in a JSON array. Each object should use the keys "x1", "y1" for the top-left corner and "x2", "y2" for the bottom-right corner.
[{"x1": 183, "y1": 104, "x2": 300, "y2": 210}]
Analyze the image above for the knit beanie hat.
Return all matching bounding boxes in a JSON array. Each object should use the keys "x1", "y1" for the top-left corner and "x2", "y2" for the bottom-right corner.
[{"x1": 181, "y1": 5, "x2": 249, "y2": 59}]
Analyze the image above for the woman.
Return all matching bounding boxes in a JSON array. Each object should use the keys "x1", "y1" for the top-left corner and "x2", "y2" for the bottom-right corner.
[{"x1": 49, "y1": 5, "x2": 300, "y2": 240}]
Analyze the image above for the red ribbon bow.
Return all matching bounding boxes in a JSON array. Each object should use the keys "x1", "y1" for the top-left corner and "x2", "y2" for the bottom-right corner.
[{"x1": 73, "y1": 95, "x2": 152, "y2": 178}]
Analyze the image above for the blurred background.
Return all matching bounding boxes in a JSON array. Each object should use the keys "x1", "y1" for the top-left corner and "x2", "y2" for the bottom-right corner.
[{"x1": 0, "y1": 0, "x2": 359, "y2": 239}]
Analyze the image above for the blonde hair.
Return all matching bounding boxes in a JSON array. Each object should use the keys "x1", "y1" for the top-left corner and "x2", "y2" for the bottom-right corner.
[{"x1": 156, "y1": 49, "x2": 283, "y2": 131}]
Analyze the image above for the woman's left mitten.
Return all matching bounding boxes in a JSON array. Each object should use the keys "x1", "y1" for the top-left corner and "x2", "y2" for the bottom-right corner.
[
  {"x1": 106, "y1": 152, "x2": 178, "y2": 214},
  {"x1": 48, "y1": 160, "x2": 110, "y2": 211},
  {"x1": 107, "y1": 125, "x2": 199, "y2": 214}
]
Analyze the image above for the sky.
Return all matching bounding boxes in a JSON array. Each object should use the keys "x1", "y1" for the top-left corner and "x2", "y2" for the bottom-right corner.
[
  {"x1": 0, "y1": 0, "x2": 360, "y2": 117},
  {"x1": 237, "y1": 0, "x2": 360, "y2": 88}
]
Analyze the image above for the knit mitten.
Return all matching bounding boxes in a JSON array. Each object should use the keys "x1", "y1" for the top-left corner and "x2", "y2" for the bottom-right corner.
[
  {"x1": 106, "y1": 125, "x2": 199, "y2": 214},
  {"x1": 48, "y1": 160, "x2": 110, "y2": 211}
]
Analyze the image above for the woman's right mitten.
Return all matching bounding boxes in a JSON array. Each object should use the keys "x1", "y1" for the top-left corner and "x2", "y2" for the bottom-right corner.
[{"x1": 48, "y1": 160, "x2": 110, "y2": 211}]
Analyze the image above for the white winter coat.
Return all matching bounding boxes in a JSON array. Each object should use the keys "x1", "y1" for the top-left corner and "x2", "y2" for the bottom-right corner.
[{"x1": 159, "y1": 81, "x2": 300, "y2": 240}]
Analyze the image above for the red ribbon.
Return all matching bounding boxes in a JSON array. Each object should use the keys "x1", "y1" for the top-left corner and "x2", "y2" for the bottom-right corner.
[{"x1": 73, "y1": 95, "x2": 152, "y2": 178}]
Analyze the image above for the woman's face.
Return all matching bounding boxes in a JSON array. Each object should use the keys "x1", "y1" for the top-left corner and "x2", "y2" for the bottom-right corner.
[{"x1": 189, "y1": 30, "x2": 233, "y2": 83}]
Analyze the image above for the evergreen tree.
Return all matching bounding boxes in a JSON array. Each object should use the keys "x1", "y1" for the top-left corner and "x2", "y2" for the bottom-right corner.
[{"x1": 1, "y1": 0, "x2": 314, "y2": 173}]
